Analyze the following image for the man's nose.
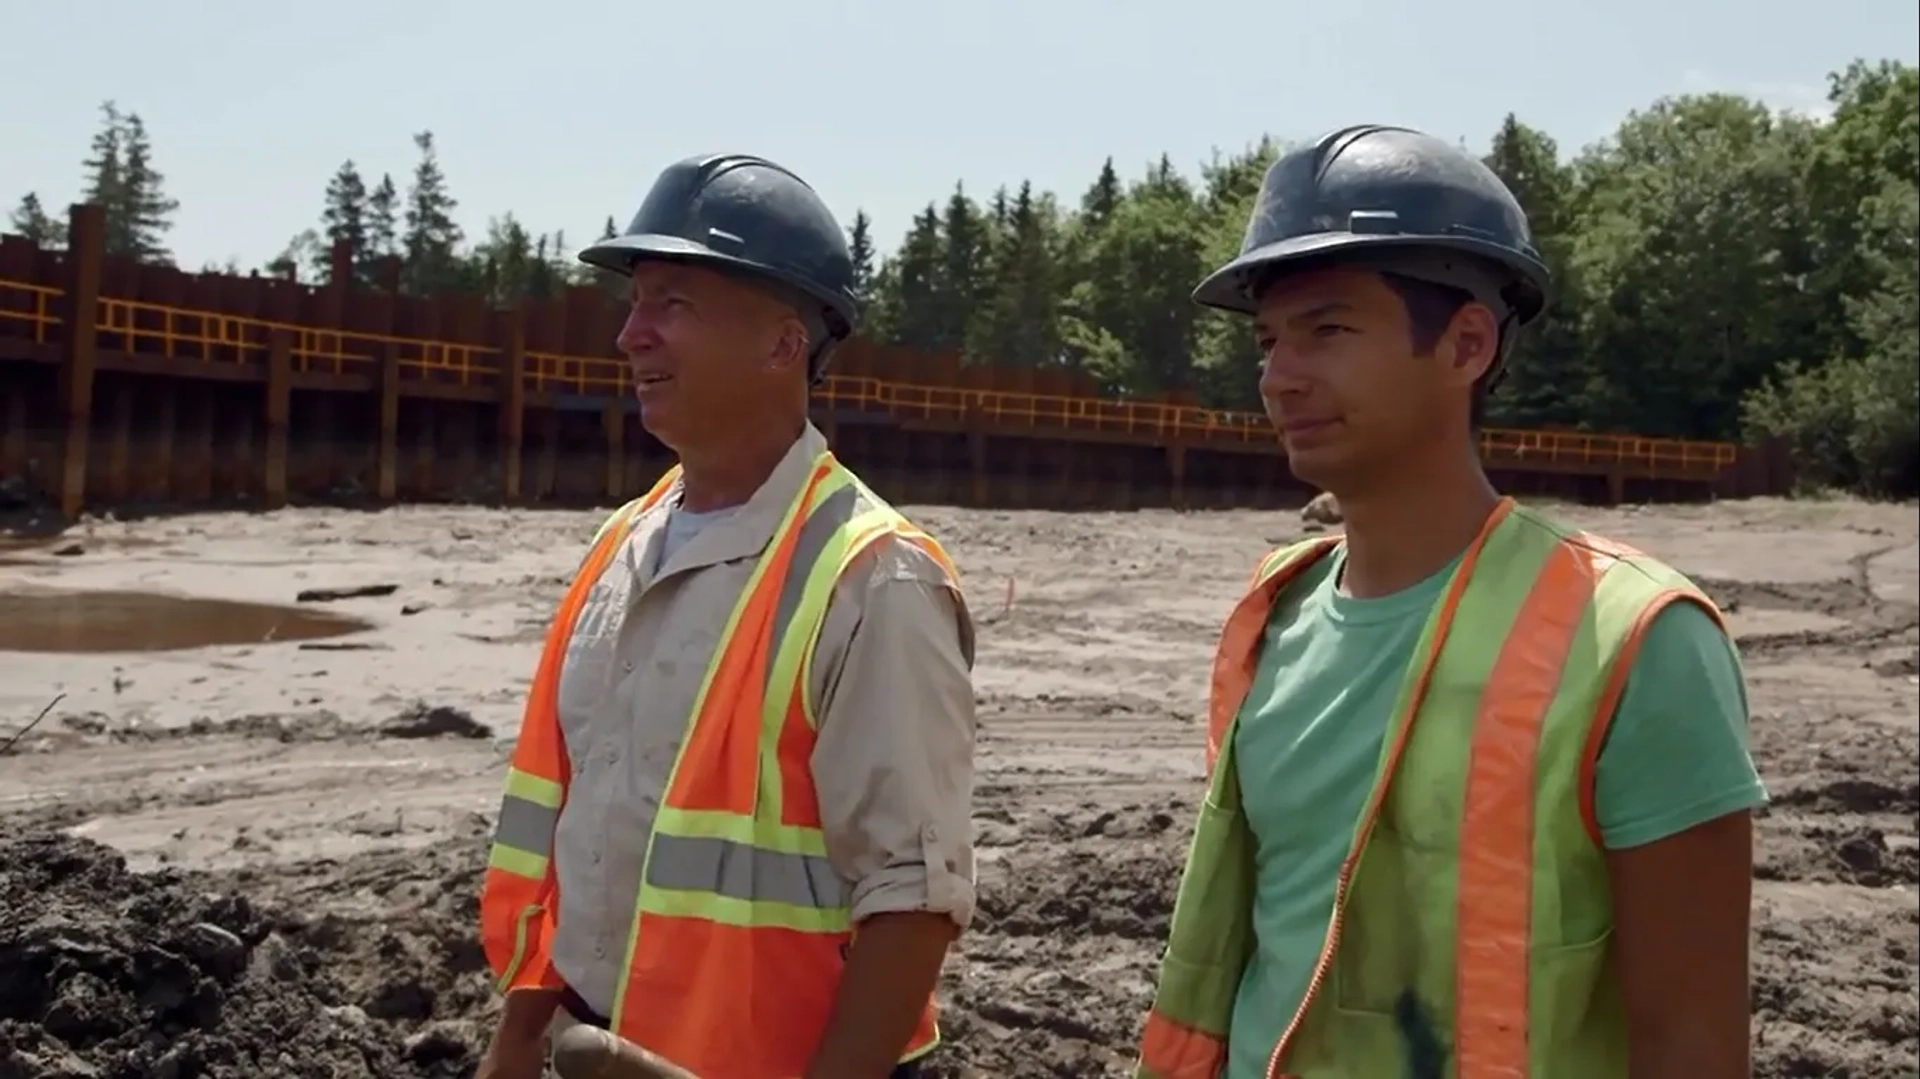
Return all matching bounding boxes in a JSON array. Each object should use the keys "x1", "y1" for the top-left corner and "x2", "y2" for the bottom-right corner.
[
  {"x1": 614, "y1": 305, "x2": 664, "y2": 356},
  {"x1": 1258, "y1": 346, "x2": 1312, "y2": 398}
]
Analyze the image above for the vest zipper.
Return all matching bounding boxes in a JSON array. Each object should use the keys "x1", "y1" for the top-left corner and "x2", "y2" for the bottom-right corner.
[
  {"x1": 1263, "y1": 849, "x2": 1360, "y2": 1079},
  {"x1": 1263, "y1": 688, "x2": 1428, "y2": 1079}
]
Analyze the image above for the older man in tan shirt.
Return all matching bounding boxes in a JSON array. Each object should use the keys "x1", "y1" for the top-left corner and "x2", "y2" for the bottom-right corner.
[{"x1": 478, "y1": 155, "x2": 976, "y2": 1079}]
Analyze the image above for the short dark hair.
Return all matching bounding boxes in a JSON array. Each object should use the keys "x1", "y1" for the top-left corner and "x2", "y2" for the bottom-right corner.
[{"x1": 1379, "y1": 271, "x2": 1493, "y2": 429}]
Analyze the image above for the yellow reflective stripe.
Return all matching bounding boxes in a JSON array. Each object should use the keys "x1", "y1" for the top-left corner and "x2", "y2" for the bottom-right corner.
[
  {"x1": 494, "y1": 902, "x2": 546, "y2": 991},
  {"x1": 652, "y1": 804, "x2": 829, "y2": 855},
  {"x1": 491, "y1": 766, "x2": 562, "y2": 875},
  {"x1": 768, "y1": 503, "x2": 893, "y2": 736},
  {"x1": 504, "y1": 766, "x2": 562, "y2": 808},
  {"x1": 638, "y1": 886, "x2": 851, "y2": 933},
  {"x1": 487, "y1": 843, "x2": 548, "y2": 880},
  {"x1": 612, "y1": 452, "x2": 835, "y2": 1027},
  {"x1": 1258, "y1": 547, "x2": 1294, "y2": 581},
  {"x1": 643, "y1": 833, "x2": 848, "y2": 909},
  {"x1": 791, "y1": 512, "x2": 900, "y2": 733}
]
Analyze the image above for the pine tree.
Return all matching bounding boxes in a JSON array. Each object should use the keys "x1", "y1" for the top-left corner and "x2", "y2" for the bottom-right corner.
[
  {"x1": 1081, "y1": 157, "x2": 1122, "y2": 226},
  {"x1": 317, "y1": 160, "x2": 369, "y2": 283},
  {"x1": 365, "y1": 173, "x2": 400, "y2": 262},
  {"x1": 401, "y1": 131, "x2": 462, "y2": 295},
  {"x1": 9, "y1": 193, "x2": 65, "y2": 248},
  {"x1": 82, "y1": 102, "x2": 178, "y2": 263},
  {"x1": 116, "y1": 112, "x2": 179, "y2": 264},
  {"x1": 268, "y1": 229, "x2": 324, "y2": 282},
  {"x1": 81, "y1": 102, "x2": 128, "y2": 252},
  {"x1": 847, "y1": 211, "x2": 877, "y2": 305}
]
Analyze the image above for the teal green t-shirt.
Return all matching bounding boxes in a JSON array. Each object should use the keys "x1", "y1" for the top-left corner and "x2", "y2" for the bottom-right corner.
[{"x1": 1222, "y1": 545, "x2": 1766, "y2": 1079}]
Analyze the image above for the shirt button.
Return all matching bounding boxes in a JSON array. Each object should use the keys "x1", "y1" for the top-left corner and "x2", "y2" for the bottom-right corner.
[
  {"x1": 590, "y1": 849, "x2": 602, "y2": 865},
  {"x1": 622, "y1": 660, "x2": 634, "y2": 672},
  {"x1": 593, "y1": 943, "x2": 607, "y2": 959},
  {"x1": 603, "y1": 747, "x2": 619, "y2": 765}
]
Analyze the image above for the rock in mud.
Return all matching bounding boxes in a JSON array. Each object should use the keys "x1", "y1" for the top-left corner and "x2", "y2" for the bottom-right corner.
[
  {"x1": 1301, "y1": 491, "x2": 1342, "y2": 525},
  {"x1": 0, "y1": 830, "x2": 476, "y2": 1079}
]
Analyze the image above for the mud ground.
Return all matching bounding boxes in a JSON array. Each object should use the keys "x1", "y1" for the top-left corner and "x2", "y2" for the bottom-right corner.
[{"x1": 1, "y1": 497, "x2": 1915, "y2": 1078}]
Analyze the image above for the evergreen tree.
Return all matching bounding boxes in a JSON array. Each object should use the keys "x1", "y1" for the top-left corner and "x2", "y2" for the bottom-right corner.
[
  {"x1": 400, "y1": 131, "x2": 463, "y2": 295},
  {"x1": 318, "y1": 160, "x2": 369, "y2": 283},
  {"x1": 847, "y1": 210, "x2": 877, "y2": 305},
  {"x1": 116, "y1": 112, "x2": 179, "y2": 264},
  {"x1": 1081, "y1": 157, "x2": 1122, "y2": 226},
  {"x1": 81, "y1": 102, "x2": 128, "y2": 253},
  {"x1": 365, "y1": 173, "x2": 400, "y2": 263},
  {"x1": 81, "y1": 102, "x2": 178, "y2": 263},
  {"x1": 9, "y1": 193, "x2": 65, "y2": 248},
  {"x1": 937, "y1": 184, "x2": 989, "y2": 351}
]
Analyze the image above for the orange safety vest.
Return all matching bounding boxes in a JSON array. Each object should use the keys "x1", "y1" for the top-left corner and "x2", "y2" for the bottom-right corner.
[
  {"x1": 1137, "y1": 499, "x2": 1726, "y2": 1078},
  {"x1": 480, "y1": 451, "x2": 958, "y2": 1078}
]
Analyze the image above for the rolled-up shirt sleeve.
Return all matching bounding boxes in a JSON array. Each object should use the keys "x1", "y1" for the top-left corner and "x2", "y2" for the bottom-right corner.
[{"x1": 809, "y1": 542, "x2": 978, "y2": 930}]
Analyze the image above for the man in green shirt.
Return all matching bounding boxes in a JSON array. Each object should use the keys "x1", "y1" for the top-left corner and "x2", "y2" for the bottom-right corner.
[{"x1": 1136, "y1": 126, "x2": 1764, "y2": 1079}]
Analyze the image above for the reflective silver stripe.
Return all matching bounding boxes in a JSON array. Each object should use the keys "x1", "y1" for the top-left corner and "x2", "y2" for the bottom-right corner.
[
  {"x1": 645, "y1": 833, "x2": 850, "y2": 909},
  {"x1": 492, "y1": 795, "x2": 560, "y2": 856},
  {"x1": 763, "y1": 481, "x2": 866, "y2": 696}
]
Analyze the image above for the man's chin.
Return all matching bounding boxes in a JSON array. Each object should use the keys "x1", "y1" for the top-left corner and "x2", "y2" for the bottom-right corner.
[
  {"x1": 1284, "y1": 446, "x2": 1351, "y2": 491},
  {"x1": 635, "y1": 400, "x2": 682, "y2": 448}
]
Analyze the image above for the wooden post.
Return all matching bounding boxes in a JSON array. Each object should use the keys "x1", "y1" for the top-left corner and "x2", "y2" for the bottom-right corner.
[
  {"x1": 377, "y1": 341, "x2": 401, "y2": 501},
  {"x1": 1606, "y1": 469, "x2": 1627, "y2": 507},
  {"x1": 1167, "y1": 443, "x2": 1188, "y2": 510},
  {"x1": 536, "y1": 409, "x2": 560, "y2": 502},
  {"x1": 499, "y1": 309, "x2": 526, "y2": 501},
  {"x1": 264, "y1": 329, "x2": 292, "y2": 508},
  {"x1": 602, "y1": 401, "x2": 626, "y2": 500},
  {"x1": 0, "y1": 383, "x2": 25, "y2": 481},
  {"x1": 105, "y1": 383, "x2": 134, "y2": 502},
  {"x1": 186, "y1": 393, "x2": 216, "y2": 503},
  {"x1": 153, "y1": 384, "x2": 177, "y2": 500},
  {"x1": 412, "y1": 401, "x2": 436, "y2": 498},
  {"x1": 57, "y1": 203, "x2": 105, "y2": 518},
  {"x1": 967, "y1": 427, "x2": 988, "y2": 507}
]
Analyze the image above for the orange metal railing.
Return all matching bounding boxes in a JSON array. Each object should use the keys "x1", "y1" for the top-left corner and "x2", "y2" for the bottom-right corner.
[
  {"x1": 0, "y1": 278, "x2": 1739, "y2": 476},
  {"x1": 0, "y1": 281, "x2": 61, "y2": 344}
]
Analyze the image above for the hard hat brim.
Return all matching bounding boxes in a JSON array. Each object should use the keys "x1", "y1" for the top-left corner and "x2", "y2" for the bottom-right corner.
[
  {"x1": 1192, "y1": 231, "x2": 1548, "y2": 323},
  {"x1": 577, "y1": 233, "x2": 858, "y2": 337}
]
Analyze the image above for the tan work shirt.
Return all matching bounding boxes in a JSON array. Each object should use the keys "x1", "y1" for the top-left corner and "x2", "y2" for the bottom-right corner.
[{"x1": 547, "y1": 424, "x2": 978, "y2": 1018}]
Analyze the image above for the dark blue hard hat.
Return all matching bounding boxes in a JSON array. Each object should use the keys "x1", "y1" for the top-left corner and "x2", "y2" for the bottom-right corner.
[
  {"x1": 580, "y1": 154, "x2": 858, "y2": 375},
  {"x1": 1193, "y1": 125, "x2": 1550, "y2": 329}
]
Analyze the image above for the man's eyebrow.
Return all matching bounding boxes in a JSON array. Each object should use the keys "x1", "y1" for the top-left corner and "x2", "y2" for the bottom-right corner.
[
  {"x1": 1254, "y1": 301, "x2": 1355, "y2": 334},
  {"x1": 1288, "y1": 302, "x2": 1355, "y2": 327}
]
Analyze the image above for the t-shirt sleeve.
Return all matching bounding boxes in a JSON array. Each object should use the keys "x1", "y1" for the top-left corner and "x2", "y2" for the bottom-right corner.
[{"x1": 1593, "y1": 597, "x2": 1769, "y2": 851}]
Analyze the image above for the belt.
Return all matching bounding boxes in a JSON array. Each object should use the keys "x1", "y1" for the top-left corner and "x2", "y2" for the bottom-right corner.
[{"x1": 557, "y1": 984, "x2": 611, "y2": 1029}]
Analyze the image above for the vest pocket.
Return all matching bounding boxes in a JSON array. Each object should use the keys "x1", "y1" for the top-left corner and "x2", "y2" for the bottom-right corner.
[
  {"x1": 1331, "y1": 830, "x2": 1454, "y2": 1018},
  {"x1": 1526, "y1": 925, "x2": 1614, "y2": 1049},
  {"x1": 1174, "y1": 798, "x2": 1255, "y2": 971}
]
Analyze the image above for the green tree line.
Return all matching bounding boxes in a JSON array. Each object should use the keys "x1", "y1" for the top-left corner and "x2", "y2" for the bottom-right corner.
[{"x1": 11, "y1": 62, "x2": 1917, "y2": 494}]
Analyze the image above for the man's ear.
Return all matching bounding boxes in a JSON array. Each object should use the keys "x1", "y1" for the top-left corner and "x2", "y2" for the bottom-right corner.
[
  {"x1": 764, "y1": 315, "x2": 810, "y2": 375},
  {"x1": 1438, "y1": 303, "x2": 1501, "y2": 389}
]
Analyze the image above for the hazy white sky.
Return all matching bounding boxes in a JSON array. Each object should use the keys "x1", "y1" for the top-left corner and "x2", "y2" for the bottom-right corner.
[{"x1": 6, "y1": 0, "x2": 1915, "y2": 271}]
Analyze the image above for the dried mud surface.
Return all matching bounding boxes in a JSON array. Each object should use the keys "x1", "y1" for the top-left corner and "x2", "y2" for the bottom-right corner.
[{"x1": 1, "y1": 498, "x2": 1915, "y2": 1078}]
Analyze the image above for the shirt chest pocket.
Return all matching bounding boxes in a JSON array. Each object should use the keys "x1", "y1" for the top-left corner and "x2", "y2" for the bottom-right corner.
[{"x1": 555, "y1": 576, "x2": 638, "y2": 765}]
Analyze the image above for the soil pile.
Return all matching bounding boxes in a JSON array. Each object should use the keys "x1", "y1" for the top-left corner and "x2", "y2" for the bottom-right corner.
[{"x1": 0, "y1": 829, "x2": 484, "y2": 1079}]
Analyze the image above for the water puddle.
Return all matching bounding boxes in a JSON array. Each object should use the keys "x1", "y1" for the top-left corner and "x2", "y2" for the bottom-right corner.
[
  {"x1": 0, "y1": 590, "x2": 373, "y2": 654},
  {"x1": 0, "y1": 534, "x2": 165, "y2": 567},
  {"x1": 0, "y1": 536, "x2": 61, "y2": 567}
]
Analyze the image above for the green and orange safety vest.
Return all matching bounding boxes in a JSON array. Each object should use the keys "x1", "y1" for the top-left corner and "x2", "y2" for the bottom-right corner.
[
  {"x1": 1137, "y1": 499, "x2": 1725, "y2": 1079},
  {"x1": 479, "y1": 451, "x2": 957, "y2": 1078}
]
